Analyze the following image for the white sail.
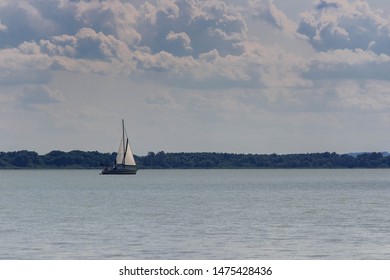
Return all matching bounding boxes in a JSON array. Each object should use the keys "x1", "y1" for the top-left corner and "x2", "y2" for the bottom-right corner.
[
  {"x1": 124, "y1": 141, "x2": 136, "y2": 166},
  {"x1": 115, "y1": 129, "x2": 136, "y2": 166},
  {"x1": 116, "y1": 138, "x2": 125, "y2": 164}
]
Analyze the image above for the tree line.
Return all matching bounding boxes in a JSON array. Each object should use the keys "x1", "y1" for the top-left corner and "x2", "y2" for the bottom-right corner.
[{"x1": 1, "y1": 150, "x2": 390, "y2": 169}]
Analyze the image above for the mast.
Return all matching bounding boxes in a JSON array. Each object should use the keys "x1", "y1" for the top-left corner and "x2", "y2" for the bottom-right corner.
[{"x1": 122, "y1": 119, "x2": 125, "y2": 165}]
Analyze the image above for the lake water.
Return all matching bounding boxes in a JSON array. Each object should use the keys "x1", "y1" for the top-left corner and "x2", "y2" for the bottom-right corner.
[{"x1": 0, "y1": 169, "x2": 389, "y2": 259}]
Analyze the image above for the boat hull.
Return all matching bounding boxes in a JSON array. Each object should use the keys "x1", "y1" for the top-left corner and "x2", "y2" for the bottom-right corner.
[{"x1": 100, "y1": 165, "x2": 137, "y2": 175}]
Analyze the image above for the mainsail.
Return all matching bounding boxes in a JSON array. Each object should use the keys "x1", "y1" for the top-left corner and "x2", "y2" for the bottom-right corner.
[
  {"x1": 116, "y1": 138, "x2": 136, "y2": 166},
  {"x1": 116, "y1": 121, "x2": 136, "y2": 166}
]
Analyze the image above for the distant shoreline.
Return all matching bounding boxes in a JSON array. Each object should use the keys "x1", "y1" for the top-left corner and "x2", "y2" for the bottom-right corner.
[{"x1": 1, "y1": 150, "x2": 390, "y2": 169}]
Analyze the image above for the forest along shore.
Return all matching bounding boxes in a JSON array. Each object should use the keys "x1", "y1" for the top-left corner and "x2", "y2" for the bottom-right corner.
[{"x1": 1, "y1": 150, "x2": 390, "y2": 169}]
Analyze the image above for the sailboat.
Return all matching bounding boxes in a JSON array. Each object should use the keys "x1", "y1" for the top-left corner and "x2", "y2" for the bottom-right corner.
[{"x1": 101, "y1": 119, "x2": 137, "y2": 175}]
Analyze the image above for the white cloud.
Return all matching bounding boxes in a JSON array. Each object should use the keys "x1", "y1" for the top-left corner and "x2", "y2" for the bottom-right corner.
[
  {"x1": 165, "y1": 31, "x2": 193, "y2": 56},
  {"x1": 248, "y1": 0, "x2": 297, "y2": 34},
  {"x1": 304, "y1": 48, "x2": 390, "y2": 80},
  {"x1": 298, "y1": 0, "x2": 390, "y2": 55},
  {"x1": 0, "y1": 47, "x2": 52, "y2": 86},
  {"x1": 0, "y1": 0, "x2": 317, "y2": 93},
  {"x1": 0, "y1": 0, "x2": 141, "y2": 47},
  {"x1": 137, "y1": 0, "x2": 247, "y2": 57}
]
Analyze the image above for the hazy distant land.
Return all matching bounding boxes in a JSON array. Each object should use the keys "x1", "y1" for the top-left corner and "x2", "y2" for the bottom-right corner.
[{"x1": 1, "y1": 150, "x2": 390, "y2": 169}]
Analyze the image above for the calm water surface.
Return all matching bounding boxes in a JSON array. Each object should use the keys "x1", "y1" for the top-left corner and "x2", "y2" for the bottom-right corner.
[{"x1": 1, "y1": 169, "x2": 390, "y2": 259}]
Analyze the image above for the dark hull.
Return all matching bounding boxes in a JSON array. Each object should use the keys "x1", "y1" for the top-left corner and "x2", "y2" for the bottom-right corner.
[{"x1": 100, "y1": 165, "x2": 137, "y2": 175}]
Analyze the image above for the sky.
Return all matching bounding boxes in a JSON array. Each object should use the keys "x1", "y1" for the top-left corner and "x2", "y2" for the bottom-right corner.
[{"x1": 2, "y1": 0, "x2": 390, "y2": 155}]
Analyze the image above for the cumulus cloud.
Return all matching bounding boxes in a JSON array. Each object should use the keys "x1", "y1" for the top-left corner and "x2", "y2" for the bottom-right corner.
[
  {"x1": 0, "y1": 0, "x2": 143, "y2": 85},
  {"x1": 165, "y1": 31, "x2": 193, "y2": 56},
  {"x1": 248, "y1": 0, "x2": 297, "y2": 34},
  {"x1": 67, "y1": 0, "x2": 141, "y2": 46},
  {"x1": 7, "y1": 0, "x2": 389, "y2": 93},
  {"x1": 137, "y1": 0, "x2": 247, "y2": 57},
  {"x1": 0, "y1": 0, "x2": 310, "y2": 90},
  {"x1": 297, "y1": 0, "x2": 390, "y2": 55},
  {"x1": 304, "y1": 49, "x2": 390, "y2": 80},
  {"x1": 0, "y1": 0, "x2": 141, "y2": 48},
  {"x1": 0, "y1": 47, "x2": 52, "y2": 86},
  {"x1": 0, "y1": 0, "x2": 254, "y2": 86},
  {"x1": 67, "y1": 27, "x2": 131, "y2": 61},
  {"x1": 0, "y1": 1, "x2": 56, "y2": 47},
  {"x1": 2, "y1": 0, "x2": 390, "y2": 93}
]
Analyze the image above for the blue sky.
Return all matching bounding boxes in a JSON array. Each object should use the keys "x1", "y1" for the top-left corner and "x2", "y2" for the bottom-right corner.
[{"x1": 2, "y1": 0, "x2": 390, "y2": 155}]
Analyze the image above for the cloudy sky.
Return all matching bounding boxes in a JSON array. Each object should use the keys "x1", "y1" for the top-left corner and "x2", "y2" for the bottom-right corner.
[{"x1": 2, "y1": 0, "x2": 390, "y2": 155}]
